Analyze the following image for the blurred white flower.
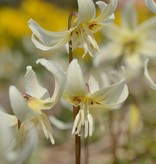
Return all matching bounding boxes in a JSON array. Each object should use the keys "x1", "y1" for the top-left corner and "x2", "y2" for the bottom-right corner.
[
  {"x1": 95, "y1": 1, "x2": 156, "y2": 72},
  {"x1": 0, "y1": 108, "x2": 37, "y2": 164},
  {"x1": 144, "y1": 0, "x2": 156, "y2": 13},
  {"x1": 9, "y1": 59, "x2": 66, "y2": 144},
  {"x1": 28, "y1": 0, "x2": 118, "y2": 57},
  {"x1": 63, "y1": 59, "x2": 128, "y2": 137}
]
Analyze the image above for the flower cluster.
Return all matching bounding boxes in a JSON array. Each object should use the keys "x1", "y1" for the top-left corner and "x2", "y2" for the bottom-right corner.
[{"x1": 2, "y1": 0, "x2": 156, "y2": 162}]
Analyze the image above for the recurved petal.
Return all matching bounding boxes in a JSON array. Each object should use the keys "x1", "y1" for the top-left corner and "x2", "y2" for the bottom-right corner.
[
  {"x1": 36, "y1": 58, "x2": 66, "y2": 107},
  {"x1": 122, "y1": 0, "x2": 137, "y2": 30},
  {"x1": 144, "y1": 59, "x2": 156, "y2": 90},
  {"x1": 92, "y1": 80, "x2": 128, "y2": 107},
  {"x1": 144, "y1": 0, "x2": 156, "y2": 13},
  {"x1": 25, "y1": 66, "x2": 50, "y2": 99},
  {"x1": 78, "y1": 0, "x2": 96, "y2": 23},
  {"x1": 65, "y1": 59, "x2": 87, "y2": 97},
  {"x1": 9, "y1": 86, "x2": 36, "y2": 122},
  {"x1": 95, "y1": 0, "x2": 118, "y2": 22},
  {"x1": 28, "y1": 19, "x2": 71, "y2": 50}
]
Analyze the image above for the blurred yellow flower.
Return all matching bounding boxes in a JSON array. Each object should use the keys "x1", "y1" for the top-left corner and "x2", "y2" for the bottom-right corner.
[{"x1": 0, "y1": 0, "x2": 69, "y2": 47}]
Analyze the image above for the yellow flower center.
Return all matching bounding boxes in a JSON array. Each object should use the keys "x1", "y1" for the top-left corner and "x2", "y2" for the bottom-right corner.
[
  {"x1": 73, "y1": 96, "x2": 100, "y2": 111},
  {"x1": 23, "y1": 93, "x2": 42, "y2": 113},
  {"x1": 123, "y1": 39, "x2": 138, "y2": 54}
]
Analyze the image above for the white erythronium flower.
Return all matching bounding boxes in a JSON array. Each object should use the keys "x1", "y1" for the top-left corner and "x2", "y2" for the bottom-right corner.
[
  {"x1": 144, "y1": 0, "x2": 156, "y2": 13},
  {"x1": 63, "y1": 59, "x2": 128, "y2": 138},
  {"x1": 0, "y1": 108, "x2": 37, "y2": 164},
  {"x1": 94, "y1": 1, "x2": 156, "y2": 71},
  {"x1": 28, "y1": 0, "x2": 118, "y2": 57},
  {"x1": 9, "y1": 59, "x2": 66, "y2": 144},
  {"x1": 144, "y1": 59, "x2": 156, "y2": 90}
]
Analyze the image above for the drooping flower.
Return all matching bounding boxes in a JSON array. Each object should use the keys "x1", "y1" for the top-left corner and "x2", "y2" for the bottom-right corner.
[
  {"x1": 28, "y1": 0, "x2": 118, "y2": 57},
  {"x1": 95, "y1": 1, "x2": 156, "y2": 72},
  {"x1": 9, "y1": 59, "x2": 66, "y2": 144},
  {"x1": 63, "y1": 59, "x2": 128, "y2": 137},
  {"x1": 144, "y1": 0, "x2": 156, "y2": 13},
  {"x1": 0, "y1": 107, "x2": 37, "y2": 164}
]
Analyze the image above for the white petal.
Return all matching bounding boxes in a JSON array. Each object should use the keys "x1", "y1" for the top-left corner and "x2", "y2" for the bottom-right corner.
[
  {"x1": 36, "y1": 58, "x2": 66, "y2": 107},
  {"x1": 28, "y1": 19, "x2": 71, "y2": 51},
  {"x1": 9, "y1": 86, "x2": 36, "y2": 122},
  {"x1": 40, "y1": 114, "x2": 55, "y2": 144},
  {"x1": 0, "y1": 116, "x2": 13, "y2": 157},
  {"x1": 103, "y1": 24, "x2": 121, "y2": 40},
  {"x1": 144, "y1": 0, "x2": 156, "y2": 13},
  {"x1": 0, "y1": 110, "x2": 17, "y2": 127},
  {"x1": 95, "y1": 0, "x2": 118, "y2": 23},
  {"x1": 88, "y1": 76, "x2": 100, "y2": 94},
  {"x1": 137, "y1": 17, "x2": 156, "y2": 34},
  {"x1": 18, "y1": 125, "x2": 38, "y2": 162},
  {"x1": 77, "y1": 0, "x2": 96, "y2": 23},
  {"x1": 140, "y1": 40, "x2": 156, "y2": 57},
  {"x1": 144, "y1": 59, "x2": 156, "y2": 90},
  {"x1": 84, "y1": 120, "x2": 89, "y2": 138},
  {"x1": 25, "y1": 66, "x2": 50, "y2": 99},
  {"x1": 72, "y1": 112, "x2": 81, "y2": 134},
  {"x1": 124, "y1": 54, "x2": 142, "y2": 71},
  {"x1": 92, "y1": 80, "x2": 128, "y2": 107},
  {"x1": 65, "y1": 59, "x2": 87, "y2": 97},
  {"x1": 100, "y1": 73, "x2": 110, "y2": 88},
  {"x1": 87, "y1": 113, "x2": 94, "y2": 136},
  {"x1": 122, "y1": 0, "x2": 137, "y2": 30},
  {"x1": 94, "y1": 43, "x2": 122, "y2": 67}
]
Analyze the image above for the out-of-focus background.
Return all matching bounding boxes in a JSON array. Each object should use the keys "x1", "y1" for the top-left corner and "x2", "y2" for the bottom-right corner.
[{"x1": 1, "y1": 0, "x2": 156, "y2": 163}]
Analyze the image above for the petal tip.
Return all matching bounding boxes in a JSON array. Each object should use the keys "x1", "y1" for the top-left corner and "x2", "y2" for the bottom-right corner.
[{"x1": 26, "y1": 66, "x2": 32, "y2": 70}]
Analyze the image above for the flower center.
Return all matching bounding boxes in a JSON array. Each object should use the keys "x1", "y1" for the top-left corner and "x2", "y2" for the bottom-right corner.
[
  {"x1": 123, "y1": 39, "x2": 138, "y2": 54},
  {"x1": 23, "y1": 93, "x2": 42, "y2": 113},
  {"x1": 73, "y1": 96, "x2": 100, "y2": 111}
]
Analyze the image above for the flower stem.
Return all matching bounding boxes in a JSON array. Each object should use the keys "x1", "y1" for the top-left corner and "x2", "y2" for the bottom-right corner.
[
  {"x1": 84, "y1": 137, "x2": 89, "y2": 164},
  {"x1": 68, "y1": 12, "x2": 81, "y2": 164},
  {"x1": 73, "y1": 106, "x2": 81, "y2": 164},
  {"x1": 68, "y1": 12, "x2": 78, "y2": 63}
]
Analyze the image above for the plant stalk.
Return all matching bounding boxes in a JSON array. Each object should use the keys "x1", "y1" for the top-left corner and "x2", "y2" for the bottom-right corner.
[
  {"x1": 84, "y1": 137, "x2": 89, "y2": 164},
  {"x1": 68, "y1": 12, "x2": 81, "y2": 164}
]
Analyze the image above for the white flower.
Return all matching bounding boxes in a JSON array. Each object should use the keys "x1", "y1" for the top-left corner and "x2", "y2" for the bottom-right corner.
[
  {"x1": 0, "y1": 107, "x2": 37, "y2": 164},
  {"x1": 63, "y1": 59, "x2": 128, "y2": 137},
  {"x1": 144, "y1": 0, "x2": 156, "y2": 13},
  {"x1": 95, "y1": 1, "x2": 156, "y2": 71},
  {"x1": 9, "y1": 59, "x2": 66, "y2": 144},
  {"x1": 28, "y1": 0, "x2": 118, "y2": 57}
]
